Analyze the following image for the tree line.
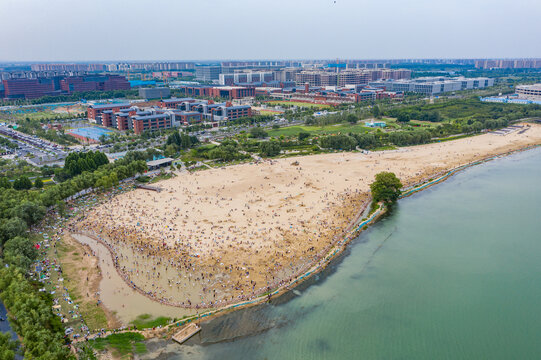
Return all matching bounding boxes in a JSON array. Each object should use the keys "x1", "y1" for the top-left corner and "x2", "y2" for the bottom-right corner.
[
  {"x1": 318, "y1": 129, "x2": 433, "y2": 151},
  {"x1": 0, "y1": 150, "x2": 149, "y2": 359}
]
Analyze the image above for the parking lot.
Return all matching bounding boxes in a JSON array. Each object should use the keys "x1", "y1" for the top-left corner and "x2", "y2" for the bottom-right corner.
[{"x1": 0, "y1": 125, "x2": 67, "y2": 165}]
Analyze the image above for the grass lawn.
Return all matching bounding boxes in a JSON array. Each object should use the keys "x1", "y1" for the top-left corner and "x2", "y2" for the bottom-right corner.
[
  {"x1": 12, "y1": 110, "x2": 72, "y2": 121},
  {"x1": 149, "y1": 172, "x2": 176, "y2": 183},
  {"x1": 408, "y1": 119, "x2": 444, "y2": 128},
  {"x1": 372, "y1": 145, "x2": 398, "y2": 151},
  {"x1": 258, "y1": 109, "x2": 283, "y2": 115},
  {"x1": 268, "y1": 123, "x2": 374, "y2": 138},
  {"x1": 266, "y1": 101, "x2": 332, "y2": 109},
  {"x1": 130, "y1": 314, "x2": 171, "y2": 329},
  {"x1": 90, "y1": 332, "x2": 146, "y2": 358}
]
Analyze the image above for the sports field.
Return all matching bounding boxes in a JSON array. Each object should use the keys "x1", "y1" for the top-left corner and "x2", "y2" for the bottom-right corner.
[{"x1": 68, "y1": 127, "x2": 113, "y2": 141}]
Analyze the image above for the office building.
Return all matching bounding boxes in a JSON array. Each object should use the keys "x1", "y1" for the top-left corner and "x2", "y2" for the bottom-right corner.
[
  {"x1": 159, "y1": 98, "x2": 197, "y2": 109},
  {"x1": 86, "y1": 99, "x2": 252, "y2": 133},
  {"x1": 176, "y1": 85, "x2": 255, "y2": 99},
  {"x1": 1, "y1": 78, "x2": 61, "y2": 99},
  {"x1": 219, "y1": 71, "x2": 274, "y2": 85},
  {"x1": 30, "y1": 63, "x2": 107, "y2": 72},
  {"x1": 370, "y1": 77, "x2": 494, "y2": 95},
  {"x1": 475, "y1": 59, "x2": 541, "y2": 69},
  {"x1": 60, "y1": 75, "x2": 130, "y2": 94},
  {"x1": 132, "y1": 114, "x2": 172, "y2": 134},
  {"x1": 87, "y1": 103, "x2": 132, "y2": 122},
  {"x1": 2, "y1": 75, "x2": 130, "y2": 99},
  {"x1": 195, "y1": 65, "x2": 222, "y2": 81},
  {"x1": 294, "y1": 69, "x2": 411, "y2": 87}
]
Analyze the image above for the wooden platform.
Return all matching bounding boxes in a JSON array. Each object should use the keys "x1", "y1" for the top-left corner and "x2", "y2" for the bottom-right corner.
[{"x1": 172, "y1": 323, "x2": 201, "y2": 345}]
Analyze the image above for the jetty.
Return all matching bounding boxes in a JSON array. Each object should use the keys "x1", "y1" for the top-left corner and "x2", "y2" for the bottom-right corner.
[
  {"x1": 172, "y1": 323, "x2": 201, "y2": 345},
  {"x1": 136, "y1": 184, "x2": 162, "y2": 192}
]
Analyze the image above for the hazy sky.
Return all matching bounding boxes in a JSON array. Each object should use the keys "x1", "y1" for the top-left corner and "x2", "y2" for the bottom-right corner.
[{"x1": 0, "y1": 0, "x2": 539, "y2": 61}]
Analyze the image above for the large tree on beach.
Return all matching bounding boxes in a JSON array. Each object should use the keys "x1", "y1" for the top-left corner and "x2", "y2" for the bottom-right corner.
[{"x1": 370, "y1": 172, "x2": 403, "y2": 205}]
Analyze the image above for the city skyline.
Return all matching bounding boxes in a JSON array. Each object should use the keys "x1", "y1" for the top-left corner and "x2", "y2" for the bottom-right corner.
[{"x1": 1, "y1": 0, "x2": 540, "y2": 62}]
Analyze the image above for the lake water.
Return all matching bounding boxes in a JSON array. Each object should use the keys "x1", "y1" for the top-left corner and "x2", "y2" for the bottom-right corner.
[
  {"x1": 0, "y1": 299, "x2": 22, "y2": 359},
  {"x1": 0, "y1": 301, "x2": 16, "y2": 340},
  {"x1": 143, "y1": 148, "x2": 541, "y2": 360}
]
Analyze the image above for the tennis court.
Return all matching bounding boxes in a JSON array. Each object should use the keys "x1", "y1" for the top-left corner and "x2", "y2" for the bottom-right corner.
[{"x1": 68, "y1": 127, "x2": 113, "y2": 141}]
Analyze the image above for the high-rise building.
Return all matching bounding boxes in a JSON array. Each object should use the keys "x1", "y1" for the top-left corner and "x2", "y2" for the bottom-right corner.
[
  {"x1": 2, "y1": 78, "x2": 60, "y2": 99},
  {"x1": 2, "y1": 75, "x2": 130, "y2": 99},
  {"x1": 195, "y1": 65, "x2": 222, "y2": 81},
  {"x1": 219, "y1": 71, "x2": 274, "y2": 85},
  {"x1": 60, "y1": 75, "x2": 130, "y2": 94},
  {"x1": 475, "y1": 59, "x2": 541, "y2": 69}
]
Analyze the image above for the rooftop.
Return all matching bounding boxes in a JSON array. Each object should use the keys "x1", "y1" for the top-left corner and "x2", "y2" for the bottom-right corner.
[
  {"x1": 146, "y1": 157, "x2": 174, "y2": 167},
  {"x1": 161, "y1": 97, "x2": 194, "y2": 103},
  {"x1": 133, "y1": 114, "x2": 169, "y2": 120},
  {"x1": 89, "y1": 102, "x2": 131, "y2": 109},
  {"x1": 517, "y1": 84, "x2": 541, "y2": 91}
]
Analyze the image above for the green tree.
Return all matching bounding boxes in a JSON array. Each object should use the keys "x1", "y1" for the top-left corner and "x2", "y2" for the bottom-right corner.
[
  {"x1": 249, "y1": 127, "x2": 268, "y2": 139},
  {"x1": 164, "y1": 144, "x2": 178, "y2": 157},
  {"x1": 13, "y1": 201, "x2": 46, "y2": 226},
  {"x1": 319, "y1": 134, "x2": 357, "y2": 151},
  {"x1": 396, "y1": 112, "x2": 410, "y2": 123},
  {"x1": 12, "y1": 176, "x2": 32, "y2": 190},
  {"x1": 0, "y1": 332, "x2": 17, "y2": 360},
  {"x1": 34, "y1": 178, "x2": 44, "y2": 189},
  {"x1": 370, "y1": 172, "x2": 403, "y2": 205},
  {"x1": 259, "y1": 141, "x2": 281, "y2": 157},
  {"x1": 298, "y1": 131, "x2": 310, "y2": 141},
  {"x1": 372, "y1": 105, "x2": 381, "y2": 119},
  {"x1": 0, "y1": 177, "x2": 11, "y2": 189},
  {"x1": 56, "y1": 200, "x2": 67, "y2": 218},
  {"x1": 78, "y1": 344, "x2": 97, "y2": 360},
  {"x1": 346, "y1": 114, "x2": 358, "y2": 124},
  {"x1": 0, "y1": 217, "x2": 27, "y2": 245},
  {"x1": 3, "y1": 236, "x2": 38, "y2": 270}
]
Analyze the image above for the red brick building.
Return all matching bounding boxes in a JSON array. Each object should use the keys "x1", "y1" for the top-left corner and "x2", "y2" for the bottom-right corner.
[
  {"x1": 2, "y1": 78, "x2": 60, "y2": 99},
  {"x1": 177, "y1": 112, "x2": 203, "y2": 125},
  {"x1": 208, "y1": 86, "x2": 255, "y2": 99},
  {"x1": 60, "y1": 75, "x2": 130, "y2": 94},
  {"x1": 2, "y1": 75, "x2": 130, "y2": 99},
  {"x1": 87, "y1": 103, "x2": 131, "y2": 122},
  {"x1": 177, "y1": 85, "x2": 254, "y2": 99},
  {"x1": 132, "y1": 114, "x2": 172, "y2": 134},
  {"x1": 159, "y1": 98, "x2": 196, "y2": 109}
]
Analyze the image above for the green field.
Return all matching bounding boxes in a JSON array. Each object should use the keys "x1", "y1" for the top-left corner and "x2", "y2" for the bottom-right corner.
[
  {"x1": 130, "y1": 314, "x2": 171, "y2": 329},
  {"x1": 266, "y1": 101, "x2": 332, "y2": 109},
  {"x1": 90, "y1": 332, "x2": 147, "y2": 357},
  {"x1": 268, "y1": 123, "x2": 374, "y2": 137}
]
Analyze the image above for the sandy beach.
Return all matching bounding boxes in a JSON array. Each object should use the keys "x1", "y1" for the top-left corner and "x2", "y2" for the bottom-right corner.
[{"x1": 74, "y1": 124, "x2": 541, "y2": 311}]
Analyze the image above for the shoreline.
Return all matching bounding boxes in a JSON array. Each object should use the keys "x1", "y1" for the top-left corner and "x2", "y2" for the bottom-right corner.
[{"x1": 69, "y1": 141, "x2": 541, "y2": 340}]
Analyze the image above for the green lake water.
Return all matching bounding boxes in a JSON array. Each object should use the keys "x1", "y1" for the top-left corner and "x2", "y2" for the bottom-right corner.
[{"x1": 145, "y1": 147, "x2": 541, "y2": 360}]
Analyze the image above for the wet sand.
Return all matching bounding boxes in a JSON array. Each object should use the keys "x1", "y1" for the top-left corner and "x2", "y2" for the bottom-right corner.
[
  {"x1": 71, "y1": 234, "x2": 192, "y2": 323},
  {"x1": 74, "y1": 124, "x2": 541, "y2": 316}
]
